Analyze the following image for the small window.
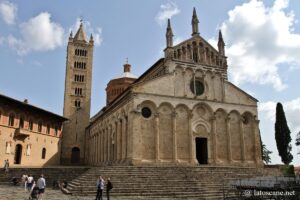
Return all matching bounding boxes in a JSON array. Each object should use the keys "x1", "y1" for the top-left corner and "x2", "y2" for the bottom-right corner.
[
  {"x1": 5, "y1": 142, "x2": 11, "y2": 154},
  {"x1": 38, "y1": 122, "x2": 42, "y2": 132},
  {"x1": 42, "y1": 148, "x2": 46, "y2": 159},
  {"x1": 75, "y1": 88, "x2": 82, "y2": 96},
  {"x1": 75, "y1": 100, "x2": 81, "y2": 108},
  {"x1": 19, "y1": 116, "x2": 24, "y2": 128},
  {"x1": 8, "y1": 113, "x2": 15, "y2": 127},
  {"x1": 141, "y1": 107, "x2": 152, "y2": 118},
  {"x1": 26, "y1": 144, "x2": 31, "y2": 156},
  {"x1": 29, "y1": 120, "x2": 33, "y2": 131},
  {"x1": 190, "y1": 79, "x2": 205, "y2": 96},
  {"x1": 46, "y1": 124, "x2": 50, "y2": 134},
  {"x1": 54, "y1": 126, "x2": 58, "y2": 136}
]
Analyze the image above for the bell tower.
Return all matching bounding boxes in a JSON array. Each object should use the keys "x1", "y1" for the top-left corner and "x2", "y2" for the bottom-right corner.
[{"x1": 61, "y1": 22, "x2": 94, "y2": 164}]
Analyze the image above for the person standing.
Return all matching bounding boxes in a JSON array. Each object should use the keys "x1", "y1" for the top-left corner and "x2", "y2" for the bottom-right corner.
[
  {"x1": 95, "y1": 176, "x2": 104, "y2": 200},
  {"x1": 106, "y1": 178, "x2": 113, "y2": 200},
  {"x1": 37, "y1": 174, "x2": 46, "y2": 200},
  {"x1": 27, "y1": 174, "x2": 34, "y2": 191},
  {"x1": 4, "y1": 159, "x2": 9, "y2": 173}
]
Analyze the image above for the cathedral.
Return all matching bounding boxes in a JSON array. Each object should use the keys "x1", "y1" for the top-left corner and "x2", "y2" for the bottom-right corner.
[
  {"x1": 0, "y1": 8, "x2": 264, "y2": 167},
  {"x1": 60, "y1": 8, "x2": 263, "y2": 166}
]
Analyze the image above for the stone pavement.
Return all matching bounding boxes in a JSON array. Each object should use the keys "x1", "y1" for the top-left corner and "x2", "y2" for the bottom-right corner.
[{"x1": 0, "y1": 185, "x2": 180, "y2": 200}]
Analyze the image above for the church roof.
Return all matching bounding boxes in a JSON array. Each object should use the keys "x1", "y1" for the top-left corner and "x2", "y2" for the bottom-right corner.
[
  {"x1": 0, "y1": 93, "x2": 68, "y2": 121},
  {"x1": 113, "y1": 72, "x2": 137, "y2": 79},
  {"x1": 74, "y1": 22, "x2": 88, "y2": 42}
]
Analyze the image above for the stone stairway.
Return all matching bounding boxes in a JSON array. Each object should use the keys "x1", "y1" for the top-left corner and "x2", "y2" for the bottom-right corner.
[
  {"x1": 0, "y1": 167, "x2": 89, "y2": 187},
  {"x1": 66, "y1": 165, "x2": 282, "y2": 199}
]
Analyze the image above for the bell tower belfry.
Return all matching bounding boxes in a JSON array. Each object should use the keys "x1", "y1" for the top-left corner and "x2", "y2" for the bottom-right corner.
[{"x1": 61, "y1": 22, "x2": 94, "y2": 164}]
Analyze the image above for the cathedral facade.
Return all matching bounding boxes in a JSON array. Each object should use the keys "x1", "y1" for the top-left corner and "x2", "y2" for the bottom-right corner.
[{"x1": 80, "y1": 9, "x2": 263, "y2": 166}]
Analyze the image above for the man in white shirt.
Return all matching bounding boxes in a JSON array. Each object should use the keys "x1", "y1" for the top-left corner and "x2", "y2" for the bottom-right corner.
[
  {"x1": 37, "y1": 174, "x2": 46, "y2": 200},
  {"x1": 27, "y1": 174, "x2": 34, "y2": 191}
]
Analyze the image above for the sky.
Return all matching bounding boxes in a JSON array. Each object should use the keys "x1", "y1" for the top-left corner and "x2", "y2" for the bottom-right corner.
[{"x1": 0, "y1": 0, "x2": 299, "y2": 165}]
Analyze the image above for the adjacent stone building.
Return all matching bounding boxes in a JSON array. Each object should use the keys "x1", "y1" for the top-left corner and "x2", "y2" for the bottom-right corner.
[
  {"x1": 0, "y1": 94, "x2": 66, "y2": 166},
  {"x1": 84, "y1": 9, "x2": 263, "y2": 166}
]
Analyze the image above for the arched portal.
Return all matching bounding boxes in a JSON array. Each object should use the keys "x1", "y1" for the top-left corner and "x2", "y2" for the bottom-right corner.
[
  {"x1": 71, "y1": 147, "x2": 80, "y2": 164},
  {"x1": 14, "y1": 144, "x2": 22, "y2": 164},
  {"x1": 195, "y1": 137, "x2": 208, "y2": 164}
]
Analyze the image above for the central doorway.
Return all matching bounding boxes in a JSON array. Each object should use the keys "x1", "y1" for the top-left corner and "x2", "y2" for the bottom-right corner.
[
  {"x1": 195, "y1": 137, "x2": 208, "y2": 164},
  {"x1": 14, "y1": 144, "x2": 22, "y2": 164},
  {"x1": 71, "y1": 147, "x2": 80, "y2": 164}
]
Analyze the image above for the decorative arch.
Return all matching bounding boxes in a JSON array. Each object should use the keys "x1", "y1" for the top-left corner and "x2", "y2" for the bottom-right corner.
[{"x1": 192, "y1": 103, "x2": 213, "y2": 121}]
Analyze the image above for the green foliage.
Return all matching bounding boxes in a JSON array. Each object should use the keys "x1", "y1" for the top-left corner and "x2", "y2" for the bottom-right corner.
[
  {"x1": 260, "y1": 134, "x2": 272, "y2": 164},
  {"x1": 262, "y1": 143, "x2": 272, "y2": 164},
  {"x1": 280, "y1": 165, "x2": 295, "y2": 176},
  {"x1": 275, "y1": 102, "x2": 293, "y2": 165}
]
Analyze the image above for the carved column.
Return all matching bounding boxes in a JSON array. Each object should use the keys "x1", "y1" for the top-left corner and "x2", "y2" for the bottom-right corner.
[
  {"x1": 125, "y1": 116, "x2": 128, "y2": 160},
  {"x1": 182, "y1": 70, "x2": 186, "y2": 97},
  {"x1": 240, "y1": 116, "x2": 246, "y2": 163},
  {"x1": 118, "y1": 119, "x2": 123, "y2": 161},
  {"x1": 254, "y1": 119, "x2": 261, "y2": 164},
  {"x1": 210, "y1": 114, "x2": 217, "y2": 164},
  {"x1": 172, "y1": 111, "x2": 177, "y2": 162},
  {"x1": 155, "y1": 113, "x2": 160, "y2": 162},
  {"x1": 114, "y1": 122, "x2": 118, "y2": 161},
  {"x1": 212, "y1": 73, "x2": 216, "y2": 100},
  {"x1": 107, "y1": 127, "x2": 111, "y2": 162},
  {"x1": 226, "y1": 116, "x2": 232, "y2": 163},
  {"x1": 188, "y1": 112, "x2": 195, "y2": 164},
  {"x1": 122, "y1": 116, "x2": 127, "y2": 161},
  {"x1": 104, "y1": 128, "x2": 108, "y2": 162}
]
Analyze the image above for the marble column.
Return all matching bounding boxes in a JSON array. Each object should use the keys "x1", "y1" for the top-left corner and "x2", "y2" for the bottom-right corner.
[
  {"x1": 172, "y1": 111, "x2": 177, "y2": 162},
  {"x1": 239, "y1": 116, "x2": 246, "y2": 163},
  {"x1": 226, "y1": 116, "x2": 232, "y2": 163},
  {"x1": 189, "y1": 112, "x2": 195, "y2": 164},
  {"x1": 155, "y1": 113, "x2": 160, "y2": 162},
  {"x1": 210, "y1": 114, "x2": 217, "y2": 164}
]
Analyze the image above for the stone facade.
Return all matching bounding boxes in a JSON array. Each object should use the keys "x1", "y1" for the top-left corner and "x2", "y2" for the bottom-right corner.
[
  {"x1": 61, "y1": 22, "x2": 94, "y2": 164},
  {"x1": 0, "y1": 94, "x2": 66, "y2": 166},
  {"x1": 84, "y1": 9, "x2": 263, "y2": 167}
]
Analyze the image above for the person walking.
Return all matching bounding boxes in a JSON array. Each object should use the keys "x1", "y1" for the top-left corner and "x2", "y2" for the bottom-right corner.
[
  {"x1": 106, "y1": 178, "x2": 113, "y2": 200},
  {"x1": 27, "y1": 174, "x2": 34, "y2": 192},
  {"x1": 95, "y1": 176, "x2": 104, "y2": 200},
  {"x1": 37, "y1": 174, "x2": 46, "y2": 200}
]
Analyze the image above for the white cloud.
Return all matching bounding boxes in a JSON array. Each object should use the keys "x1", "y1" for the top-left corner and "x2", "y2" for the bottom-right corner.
[
  {"x1": 259, "y1": 98, "x2": 300, "y2": 133},
  {"x1": 8, "y1": 12, "x2": 64, "y2": 55},
  {"x1": 0, "y1": 1, "x2": 17, "y2": 25},
  {"x1": 69, "y1": 18, "x2": 103, "y2": 46},
  {"x1": 155, "y1": 1, "x2": 180, "y2": 26},
  {"x1": 220, "y1": 0, "x2": 300, "y2": 91}
]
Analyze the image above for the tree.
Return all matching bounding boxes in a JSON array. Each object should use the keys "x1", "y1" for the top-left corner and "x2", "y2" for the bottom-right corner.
[
  {"x1": 260, "y1": 134, "x2": 272, "y2": 164},
  {"x1": 275, "y1": 102, "x2": 293, "y2": 165},
  {"x1": 262, "y1": 143, "x2": 272, "y2": 164}
]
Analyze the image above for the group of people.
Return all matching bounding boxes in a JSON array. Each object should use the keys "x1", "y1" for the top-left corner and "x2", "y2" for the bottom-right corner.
[
  {"x1": 21, "y1": 174, "x2": 46, "y2": 200},
  {"x1": 96, "y1": 176, "x2": 113, "y2": 200},
  {"x1": 3, "y1": 159, "x2": 9, "y2": 173}
]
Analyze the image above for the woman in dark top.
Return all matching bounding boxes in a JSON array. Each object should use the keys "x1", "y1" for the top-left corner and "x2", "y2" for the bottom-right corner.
[{"x1": 106, "y1": 178, "x2": 113, "y2": 200}]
